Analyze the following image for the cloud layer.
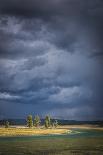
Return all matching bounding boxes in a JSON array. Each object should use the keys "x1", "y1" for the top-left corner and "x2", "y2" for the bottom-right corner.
[{"x1": 0, "y1": 0, "x2": 103, "y2": 120}]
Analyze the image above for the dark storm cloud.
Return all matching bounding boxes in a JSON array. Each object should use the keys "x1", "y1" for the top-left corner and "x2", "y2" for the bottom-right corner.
[
  {"x1": 0, "y1": 0, "x2": 103, "y2": 56},
  {"x1": 0, "y1": 0, "x2": 103, "y2": 17},
  {"x1": 0, "y1": 0, "x2": 103, "y2": 120}
]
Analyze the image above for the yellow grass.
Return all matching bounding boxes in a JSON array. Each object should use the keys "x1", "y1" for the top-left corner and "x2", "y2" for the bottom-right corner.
[
  {"x1": 0, "y1": 127, "x2": 69, "y2": 136},
  {"x1": 59, "y1": 125, "x2": 103, "y2": 130}
]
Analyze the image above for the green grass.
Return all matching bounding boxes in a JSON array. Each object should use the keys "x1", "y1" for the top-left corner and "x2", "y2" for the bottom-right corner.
[{"x1": 0, "y1": 137, "x2": 103, "y2": 155}]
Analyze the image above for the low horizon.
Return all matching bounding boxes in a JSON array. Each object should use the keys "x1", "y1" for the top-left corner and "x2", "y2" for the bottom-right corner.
[{"x1": 0, "y1": 117, "x2": 103, "y2": 122}]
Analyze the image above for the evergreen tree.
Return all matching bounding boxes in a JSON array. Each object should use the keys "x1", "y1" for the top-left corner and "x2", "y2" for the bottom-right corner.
[
  {"x1": 27, "y1": 115, "x2": 33, "y2": 128},
  {"x1": 54, "y1": 120, "x2": 58, "y2": 128},
  {"x1": 44, "y1": 116, "x2": 51, "y2": 128},
  {"x1": 34, "y1": 115, "x2": 41, "y2": 127},
  {"x1": 5, "y1": 121, "x2": 9, "y2": 128}
]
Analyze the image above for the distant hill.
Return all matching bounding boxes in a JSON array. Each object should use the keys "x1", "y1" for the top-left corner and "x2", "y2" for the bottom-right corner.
[{"x1": 0, "y1": 119, "x2": 103, "y2": 127}]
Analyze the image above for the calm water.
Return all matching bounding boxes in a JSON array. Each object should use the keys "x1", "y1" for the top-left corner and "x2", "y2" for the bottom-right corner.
[{"x1": 0, "y1": 128, "x2": 103, "y2": 142}]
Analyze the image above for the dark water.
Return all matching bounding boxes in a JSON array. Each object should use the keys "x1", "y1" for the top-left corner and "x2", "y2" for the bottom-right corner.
[{"x1": 0, "y1": 128, "x2": 103, "y2": 142}]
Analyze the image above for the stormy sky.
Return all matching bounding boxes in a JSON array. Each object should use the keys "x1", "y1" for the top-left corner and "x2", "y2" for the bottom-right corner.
[{"x1": 0, "y1": 0, "x2": 103, "y2": 120}]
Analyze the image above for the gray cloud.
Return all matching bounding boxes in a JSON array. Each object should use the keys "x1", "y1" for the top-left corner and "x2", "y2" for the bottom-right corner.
[{"x1": 0, "y1": 0, "x2": 103, "y2": 120}]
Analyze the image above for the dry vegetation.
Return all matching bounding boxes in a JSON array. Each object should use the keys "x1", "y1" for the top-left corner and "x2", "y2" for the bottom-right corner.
[
  {"x1": 59, "y1": 125, "x2": 103, "y2": 130},
  {"x1": 0, "y1": 127, "x2": 69, "y2": 136}
]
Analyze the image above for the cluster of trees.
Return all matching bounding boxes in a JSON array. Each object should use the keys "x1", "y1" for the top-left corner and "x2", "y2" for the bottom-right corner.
[
  {"x1": 27, "y1": 115, "x2": 58, "y2": 128},
  {"x1": 4, "y1": 115, "x2": 58, "y2": 129}
]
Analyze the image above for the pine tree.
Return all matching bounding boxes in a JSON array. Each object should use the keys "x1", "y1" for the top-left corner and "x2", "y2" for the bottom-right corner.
[
  {"x1": 34, "y1": 115, "x2": 41, "y2": 127},
  {"x1": 54, "y1": 120, "x2": 58, "y2": 128},
  {"x1": 5, "y1": 121, "x2": 9, "y2": 128},
  {"x1": 27, "y1": 115, "x2": 33, "y2": 128},
  {"x1": 44, "y1": 116, "x2": 51, "y2": 128}
]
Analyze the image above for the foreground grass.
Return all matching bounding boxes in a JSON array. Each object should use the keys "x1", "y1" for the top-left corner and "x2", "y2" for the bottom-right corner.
[
  {"x1": 0, "y1": 137, "x2": 103, "y2": 155},
  {"x1": 0, "y1": 127, "x2": 103, "y2": 154},
  {"x1": 0, "y1": 127, "x2": 69, "y2": 136}
]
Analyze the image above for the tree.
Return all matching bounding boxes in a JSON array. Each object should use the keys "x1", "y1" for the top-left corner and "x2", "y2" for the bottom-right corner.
[
  {"x1": 44, "y1": 116, "x2": 51, "y2": 128},
  {"x1": 5, "y1": 121, "x2": 9, "y2": 128},
  {"x1": 45, "y1": 119, "x2": 49, "y2": 129},
  {"x1": 34, "y1": 115, "x2": 41, "y2": 127},
  {"x1": 27, "y1": 115, "x2": 33, "y2": 128},
  {"x1": 53, "y1": 120, "x2": 58, "y2": 128}
]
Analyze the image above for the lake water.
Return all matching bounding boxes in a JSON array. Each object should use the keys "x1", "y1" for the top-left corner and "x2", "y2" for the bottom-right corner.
[{"x1": 0, "y1": 128, "x2": 103, "y2": 142}]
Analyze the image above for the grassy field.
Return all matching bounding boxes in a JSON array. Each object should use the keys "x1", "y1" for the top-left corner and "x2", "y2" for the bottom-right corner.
[
  {"x1": 0, "y1": 126, "x2": 103, "y2": 155},
  {"x1": 0, "y1": 127, "x2": 69, "y2": 136},
  {"x1": 0, "y1": 137, "x2": 103, "y2": 155},
  {"x1": 0, "y1": 125, "x2": 103, "y2": 137},
  {"x1": 59, "y1": 125, "x2": 103, "y2": 130}
]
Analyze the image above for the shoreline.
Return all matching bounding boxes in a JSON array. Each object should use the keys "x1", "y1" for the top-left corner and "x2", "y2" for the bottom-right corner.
[{"x1": 0, "y1": 125, "x2": 103, "y2": 137}]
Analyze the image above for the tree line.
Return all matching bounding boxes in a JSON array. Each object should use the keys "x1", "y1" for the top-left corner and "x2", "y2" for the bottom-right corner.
[
  {"x1": 5, "y1": 115, "x2": 58, "y2": 129},
  {"x1": 27, "y1": 115, "x2": 58, "y2": 128}
]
